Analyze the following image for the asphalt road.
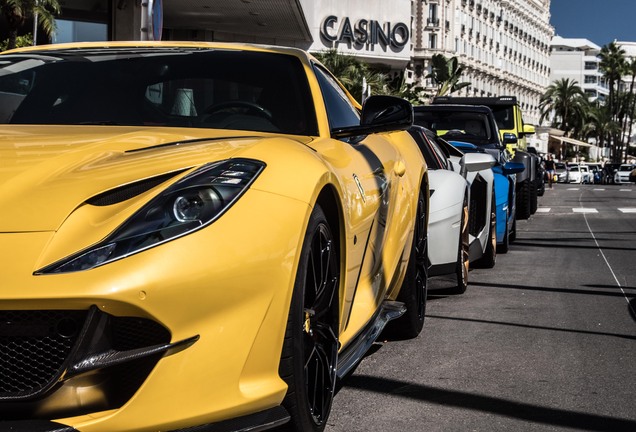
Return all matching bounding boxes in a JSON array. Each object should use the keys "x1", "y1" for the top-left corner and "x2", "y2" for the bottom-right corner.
[{"x1": 326, "y1": 183, "x2": 636, "y2": 432}]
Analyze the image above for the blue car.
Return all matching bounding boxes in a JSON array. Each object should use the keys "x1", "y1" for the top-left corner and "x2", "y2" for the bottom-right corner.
[{"x1": 449, "y1": 141, "x2": 525, "y2": 253}]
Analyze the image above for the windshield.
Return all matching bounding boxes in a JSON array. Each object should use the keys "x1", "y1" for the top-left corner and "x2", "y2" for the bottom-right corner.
[
  {"x1": 489, "y1": 105, "x2": 515, "y2": 130},
  {"x1": 414, "y1": 110, "x2": 498, "y2": 147},
  {"x1": 0, "y1": 47, "x2": 318, "y2": 135}
]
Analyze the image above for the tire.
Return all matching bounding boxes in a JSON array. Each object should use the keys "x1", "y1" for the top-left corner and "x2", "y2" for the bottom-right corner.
[
  {"x1": 386, "y1": 188, "x2": 428, "y2": 339},
  {"x1": 279, "y1": 204, "x2": 339, "y2": 432},
  {"x1": 536, "y1": 176, "x2": 545, "y2": 197},
  {"x1": 530, "y1": 179, "x2": 538, "y2": 215},
  {"x1": 450, "y1": 196, "x2": 469, "y2": 294},
  {"x1": 497, "y1": 209, "x2": 510, "y2": 254},
  {"x1": 474, "y1": 189, "x2": 496, "y2": 269},
  {"x1": 516, "y1": 178, "x2": 532, "y2": 220}
]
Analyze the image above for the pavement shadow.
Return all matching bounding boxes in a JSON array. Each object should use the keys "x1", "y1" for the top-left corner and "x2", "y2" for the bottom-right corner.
[{"x1": 341, "y1": 375, "x2": 636, "y2": 432}]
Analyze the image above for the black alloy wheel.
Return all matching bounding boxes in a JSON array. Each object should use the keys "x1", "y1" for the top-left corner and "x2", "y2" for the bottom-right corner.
[{"x1": 280, "y1": 205, "x2": 339, "y2": 432}]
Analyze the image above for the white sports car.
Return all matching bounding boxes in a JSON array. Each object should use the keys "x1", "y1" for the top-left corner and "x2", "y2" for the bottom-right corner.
[
  {"x1": 430, "y1": 135, "x2": 498, "y2": 270},
  {"x1": 409, "y1": 127, "x2": 496, "y2": 294}
]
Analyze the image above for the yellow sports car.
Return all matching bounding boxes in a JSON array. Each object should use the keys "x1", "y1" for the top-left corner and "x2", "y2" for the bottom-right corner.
[{"x1": 0, "y1": 42, "x2": 428, "y2": 432}]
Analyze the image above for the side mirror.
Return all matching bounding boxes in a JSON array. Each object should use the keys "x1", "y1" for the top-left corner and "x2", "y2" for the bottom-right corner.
[
  {"x1": 331, "y1": 95, "x2": 413, "y2": 140},
  {"x1": 503, "y1": 133, "x2": 518, "y2": 145},
  {"x1": 460, "y1": 152, "x2": 496, "y2": 177},
  {"x1": 522, "y1": 124, "x2": 536, "y2": 136},
  {"x1": 502, "y1": 161, "x2": 525, "y2": 175}
]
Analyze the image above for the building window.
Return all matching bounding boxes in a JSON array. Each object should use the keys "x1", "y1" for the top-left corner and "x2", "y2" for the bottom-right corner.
[
  {"x1": 584, "y1": 62, "x2": 598, "y2": 70},
  {"x1": 53, "y1": 19, "x2": 108, "y2": 43},
  {"x1": 584, "y1": 75, "x2": 598, "y2": 84},
  {"x1": 429, "y1": 33, "x2": 438, "y2": 49}
]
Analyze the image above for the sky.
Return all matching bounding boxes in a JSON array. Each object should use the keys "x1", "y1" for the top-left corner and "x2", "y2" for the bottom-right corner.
[{"x1": 550, "y1": 0, "x2": 636, "y2": 47}]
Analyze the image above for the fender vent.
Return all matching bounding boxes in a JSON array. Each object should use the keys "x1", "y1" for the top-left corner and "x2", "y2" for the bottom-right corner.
[{"x1": 87, "y1": 170, "x2": 187, "y2": 206}]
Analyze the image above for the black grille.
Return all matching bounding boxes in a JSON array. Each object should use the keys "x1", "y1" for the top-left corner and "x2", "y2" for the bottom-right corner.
[
  {"x1": 111, "y1": 316, "x2": 171, "y2": 351},
  {"x1": 0, "y1": 310, "x2": 87, "y2": 397},
  {"x1": 0, "y1": 309, "x2": 171, "y2": 407}
]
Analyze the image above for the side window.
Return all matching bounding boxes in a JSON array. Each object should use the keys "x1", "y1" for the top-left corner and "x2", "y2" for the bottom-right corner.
[{"x1": 313, "y1": 65, "x2": 360, "y2": 130}]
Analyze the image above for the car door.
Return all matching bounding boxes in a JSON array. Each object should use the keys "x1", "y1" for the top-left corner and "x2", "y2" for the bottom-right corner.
[{"x1": 310, "y1": 65, "x2": 411, "y2": 343}]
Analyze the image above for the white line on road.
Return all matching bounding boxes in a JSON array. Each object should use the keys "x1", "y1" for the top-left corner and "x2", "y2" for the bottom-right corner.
[
  {"x1": 580, "y1": 194, "x2": 636, "y2": 318},
  {"x1": 593, "y1": 188, "x2": 605, "y2": 191},
  {"x1": 567, "y1": 188, "x2": 580, "y2": 191},
  {"x1": 536, "y1": 208, "x2": 551, "y2": 213},
  {"x1": 572, "y1": 208, "x2": 598, "y2": 213},
  {"x1": 619, "y1": 189, "x2": 633, "y2": 192},
  {"x1": 618, "y1": 208, "x2": 636, "y2": 213}
]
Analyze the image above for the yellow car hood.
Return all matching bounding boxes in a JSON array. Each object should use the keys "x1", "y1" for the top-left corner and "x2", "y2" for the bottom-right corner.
[{"x1": 0, "y1": 125, "x2": 282, "y2": 232}]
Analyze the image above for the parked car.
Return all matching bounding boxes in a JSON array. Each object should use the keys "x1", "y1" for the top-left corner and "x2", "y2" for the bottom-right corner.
[
  {"x1": 430, "y1": 138, "x2": 498, "y2": 268},
  {"x1": 587, "y1": 163, "x2": 603, "y2": 184},
  {"x1": 430, "y1": 96, "x2": 541, "y2": 219},
  {"x1": 602, "y1": 163, "x2": 621, "y2": 184},
  {"x1": 408, "y1": 126, "x2": 495, "y2": 294},
  {"x1": 413, "y1": 103, "x2": 538, "y2": 220},
  {"x1": 555, "y1": 162, "x2": 568, "y2": 183},
  {"x1": 447, "y1": 141, "x2": 525, "y2": 253},
  {"x1": 567, "y1": 164, "x2": 591, "y2": 184},
  {"x1": 614, "y1": 164, "x2": 635, "y2": 184},
  {"x1": 0, "y1": 41, "x2": 429, "y2": 432},
  {"x1": 630, "y1": 167, "x2": 636, "y2": 184}
]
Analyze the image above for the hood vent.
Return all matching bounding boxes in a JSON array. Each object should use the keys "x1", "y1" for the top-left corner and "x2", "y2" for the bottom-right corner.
[{"x1": 87, "y1": 170, "x2": 188, "y2": 206}]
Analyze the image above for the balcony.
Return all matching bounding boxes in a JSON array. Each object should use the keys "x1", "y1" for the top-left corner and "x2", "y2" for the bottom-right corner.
[{"x1": 426, "y1": 17, "x2": 441, "y2": 28}]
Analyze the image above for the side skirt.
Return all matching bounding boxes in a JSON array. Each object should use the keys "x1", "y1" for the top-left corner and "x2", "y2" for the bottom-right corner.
[{"x1": 336, "y1": 300, "x2": 405, "y2": 379}]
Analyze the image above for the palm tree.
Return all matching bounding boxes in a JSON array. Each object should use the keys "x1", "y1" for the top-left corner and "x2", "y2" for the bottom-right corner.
[
  {"x1": 314, "y1": 49, "x2": 388, "y2": 102},
  {"x1": 598, "y1": 41, "x2": 626, "y2": 118},
  {"x1": 0, "y1": 0, "x2": 61, "y2": 51},
  {"x1": 539, "y1": 78, "x2": 587, "y2": 135},
  {"x1": 584, "y1": 103, "x2": 621, "y2": 154},
  {"x1": 621, "y1": 58, "x2": 636, "y2": 162},
  {"x1": 425, "y1": 54, "x2": 471, "y2": 98}
]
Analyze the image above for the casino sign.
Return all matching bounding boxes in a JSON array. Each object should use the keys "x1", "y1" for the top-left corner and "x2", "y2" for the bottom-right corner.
[{"x1": 320, "y1": 15, "x2": 410, "y2": 49}]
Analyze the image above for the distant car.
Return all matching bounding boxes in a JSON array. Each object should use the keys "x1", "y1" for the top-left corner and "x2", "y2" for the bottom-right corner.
[
  {"x1": 555, "y1": 162, "x2": 568, "y2": 183},
  {"x1": 587, "y1": 164, "x2": 603, "y2": 184},
  {"x1": 409, "y1": 127, "x2": 495, "y2": 294},
  {"x1": 567, "y1": 164, "x2": 591, "y2": 184},
  {"x1": 614, "y1": 164, "x2": 634, "y2": 184},
  {"x1": 602, "y1": 163, "x2": 621, "y2": 184}
]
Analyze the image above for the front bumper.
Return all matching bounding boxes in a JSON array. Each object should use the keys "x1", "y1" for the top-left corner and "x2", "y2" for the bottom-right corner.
[
  {"x1": 0, "y1": 190, "x2": 309, "y2": 431},
  {"x1": 0, "y1": 406, "x2": 290, "y2": 432}
]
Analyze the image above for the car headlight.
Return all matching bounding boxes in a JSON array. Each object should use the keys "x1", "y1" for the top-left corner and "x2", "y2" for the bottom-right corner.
[{"x1": 37, "y1": 159, "x2": 265, "y2": 274}]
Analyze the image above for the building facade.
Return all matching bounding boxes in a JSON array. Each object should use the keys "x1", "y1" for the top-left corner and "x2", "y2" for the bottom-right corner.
[
  {"x1": 412, "y1": 0, "x2": 553, "y2": 125},
  {"x1": 5, "y1": 0, "x2": 553, "y2": 124},
  {"x1": 549, "y1": 36, "x2": 609, "y2": 103}
]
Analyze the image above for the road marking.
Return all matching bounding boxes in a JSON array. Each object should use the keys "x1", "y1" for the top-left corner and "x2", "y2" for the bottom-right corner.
[
  {"x1": 593, "y1": 188, "x2": 605, "y2": 191},
  {"x1": 572, "y1": 208, "x2": 598, "y2": 213},
  {"x1": 618, "y1": 208, "x2": 636, "y2": 213},
  {"x1": 620, "y1": 189, "x2": 632, "y2": 192},
  {"x1": 536, "y1": 208, "x2": 551, "y2": 213},
  {"x1": 567, "y1": 188, "x2": 580, "y2": 191},
  {"x1": 580, "y1": 195, "x2": 636, "y2": 319}
]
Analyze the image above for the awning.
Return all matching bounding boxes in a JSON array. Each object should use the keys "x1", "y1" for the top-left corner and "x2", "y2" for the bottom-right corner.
[{"x1": 549, "y1": 135, "x2": 593, "y2": 148}]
